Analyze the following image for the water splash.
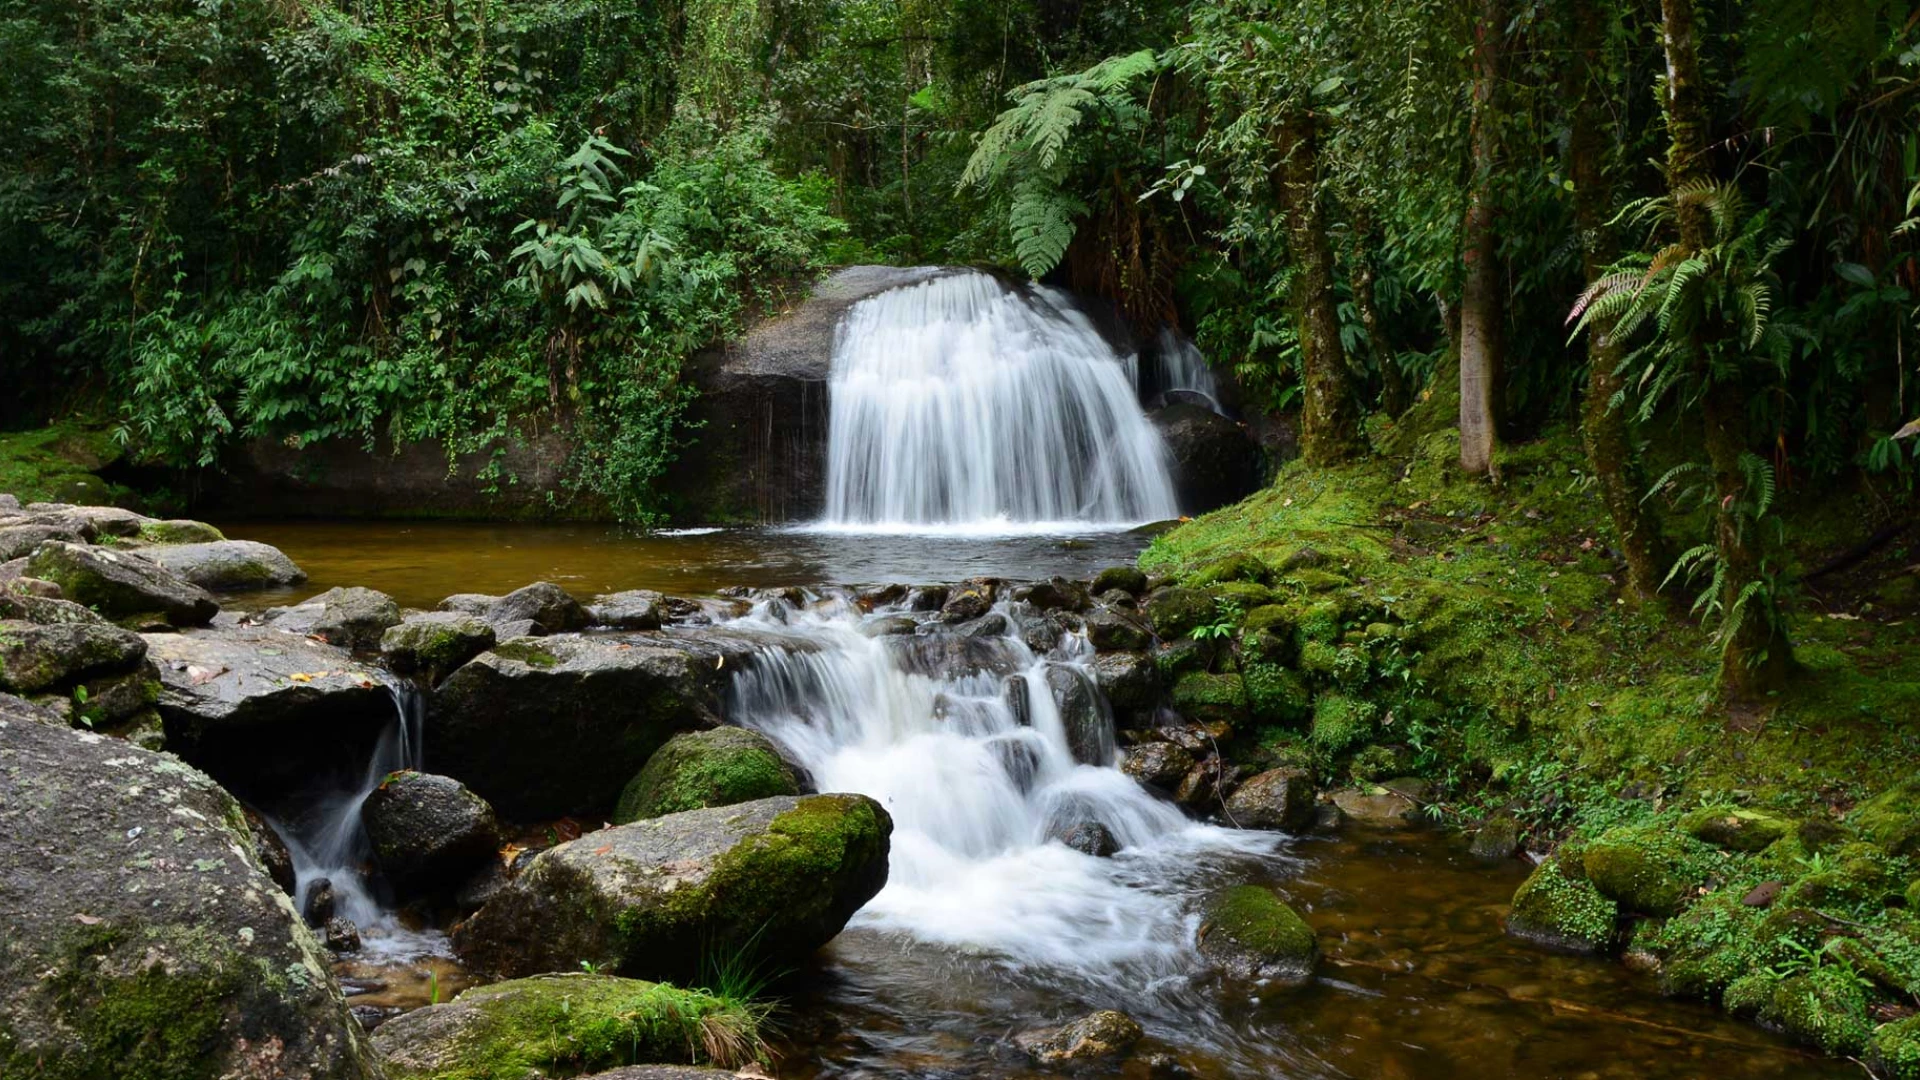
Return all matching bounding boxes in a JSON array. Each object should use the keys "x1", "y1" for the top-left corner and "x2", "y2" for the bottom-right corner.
[
  {"x1": 817, "y1": 273, "x2": 1179, "y2": 532},
  {"x1": 1153, "y1": 327, "x2": 1227, "y2": 415}
]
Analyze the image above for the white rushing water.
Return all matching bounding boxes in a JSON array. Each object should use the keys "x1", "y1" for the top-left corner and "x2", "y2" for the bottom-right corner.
[
  {"x1": 1154, "y1": 327, "x2": 1227, "y2": 415},
  {"x1": 725, "y1": 594, "x2": 1280, "y2": 988},
  {"x1": 818, "y1": 272, "x2": 1180, "y2": 533}
]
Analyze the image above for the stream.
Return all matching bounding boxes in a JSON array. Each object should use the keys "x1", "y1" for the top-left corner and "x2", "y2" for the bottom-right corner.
[{"x1": 218, "y1": 270, "x2": 1850, "y2": 1077}]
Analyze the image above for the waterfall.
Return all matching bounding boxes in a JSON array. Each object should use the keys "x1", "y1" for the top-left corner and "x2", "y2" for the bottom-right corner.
[
  {"x1": 818, "y1": 272, "x2": 1180, "y2": 533},
  {"x1": 723, "y1": 595, "x2": 1279, "y2": 985},
  {"x1": 1153, "y1": 327, "x2": 1227, "y2": 415},
  {"x1": 270, "y1": 682, "x2": 424, "y2": 948}
]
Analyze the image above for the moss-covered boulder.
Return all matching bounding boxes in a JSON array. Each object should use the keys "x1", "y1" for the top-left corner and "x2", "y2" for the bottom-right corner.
[
  {"x1": 428, "y1": 634, "x2": 725, "y2": 820},
  {"x1": 1091, "y1": 566, "x2": 1147, "y2": 596},
  {"x1": 1243, "y1": 662, "x2": 1310, "y2": 724},
  {"x1": 372, "y1": 973, "x2": 765, "y2": 1079},
  {"x1": 1852, "y1": 777, "x2": 1920, "y2": 858},
  {"x1": 1088, "y1": 651, "x2": 1160, "y2": 718},
  {"x1": 1870, "y1": 1014, "x2": 1920, "y2": 1079},
  {"x1": 1309, "y1": 692, "x2": 1376, "y2": 752},
  {"x1": 1198, "y1": 885, "x2": 1318, "y2": 982},
  {"x1": 1223, "y1": 767, "x2": 1316, "y2": 832},
  {"x1": 135, "y1": 519, "x2": 226, "y2": 545},
  {"x1": 0, "y1": 700, "x2": 379, "y2": 1080},
  {"x1": 1208, "y1": 581, "x2": 1276, "y2": 611},
  {"x1": 614, "y1": 728, "x2": 799, "y2": 824},
  {"x1": 453, "y1": 794, "x2": 891, "y2": 982},
  {"x1": 1144, "y1": 586, "x2": 1214, "y2": 639},
  {"x1": 363, "y1": 770, "x2": 503, "y2": 897},
  {"x1": 1011, "y1": 1010, "x2": 1144, "y2": 1064},
  {"x1": 1679, "y1": 804, "x2": 1793, "y2": 853},
  {"x1": 379, "y1": 611, "x2": 496, "y2": 685},
  {"x1": 1506, "y1": 856, "x2": 1618, "y2": 954},
  {"x1": 1581, "y1": 822, "x2": 1704, "y2": 917},
  {"x1": 138, "y1": 539, "x2": 304, "y2": 593},
  {"x1": 25, "y1": 541, "x2": 218, "y2": 627},
  {"x1": 1779, "y1": 841, "x2": 1902, "y2": 910},
  {"x1": 1740, "y1": 967, "x2": 1874, "y2": 1055},
  {"x1": 1188, "y1": 553, "x2": 1273, "y2": 587},
  {"x1": 1171, "y1": 671, "x2": 1248, "y2": 724},
  {"x1": 0, "y1": 618, "x2": 146, "y2": 694},
  {"x1": 1083, "y1": 604, "x2": 1152, "y2": 652}
]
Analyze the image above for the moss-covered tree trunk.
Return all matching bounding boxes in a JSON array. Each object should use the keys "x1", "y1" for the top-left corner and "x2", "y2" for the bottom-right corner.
[
  {"x1": 1659, "y1": 0, "x2": 1792, "y2": 693},
  {"x1": 1349, "y1": 234, "x2": 1406, "y2": 416},
  {"x1": 1276, "y1": 113, "x2": 1365, "y2": 464},
  {"x1": 1572, "y1": 0, "x2": 1667, "y2": 602},
  {"x1": 1457, "y1": 0, "x2": 1505, "y2": 476}
]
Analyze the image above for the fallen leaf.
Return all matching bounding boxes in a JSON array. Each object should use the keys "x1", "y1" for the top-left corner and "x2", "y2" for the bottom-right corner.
[
  {"x1": 289, "y1": 673, "x2": 314, "y2": 683},
  {"x1": 593, "y1": 845, "x2": 613, "y2": 856},
  {"x1": 72, "y1": 913, "x2": 102, "y2": 925}
]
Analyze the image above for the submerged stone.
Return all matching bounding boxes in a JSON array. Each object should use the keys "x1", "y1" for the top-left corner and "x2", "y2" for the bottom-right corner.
[{"x1": 1012, "y1": 1010, "x2": 1144, "y2": 1064}]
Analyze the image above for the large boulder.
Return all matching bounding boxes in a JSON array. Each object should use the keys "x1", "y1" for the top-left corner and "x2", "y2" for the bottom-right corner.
[
  {"x1": 1121, "y1": 741, "x2": 1196, "y2": 793},
  {"x1": 25, "y1": 541, "x2": 218, "y2": 627},
  {"x1": 589, "y1": 590, "x2": 666, "y2": 631},
  {"x1": 0, "y1": 700, "x2": 380, "y2": 1079},
  {"x1": 0, "y1": 522, "x2": 83, "y2": 561},
  {"x1": 1089, "y1": 651, "x2": 1159, "y2": 717},
  {"x1": 379, "y1": 611, "x2": 496, "y2": 685},
  {"x1": 453, "y1": 794, "x2": 891, "y2": 982},
  {"x1": 1148, "y1": 402, "x2": 1261, "y2": 514},
  {"x1": 486, "y1": 581, "x2": 589, "y2": 635},
  {"x1": 271, "y1": 586, "x2": 402, "y2": 652},
  {"x1": 1505, "y1": 855, "x2": 1619, "y2": 954},
  {"x1": 137, "y1": 539, "x2": 306, "y2": 592},
  {"x1": 1223, "y1": 767, "x2": 1317, "y2": 833},
  {"x1": 372, "y1": 973, "x2": 765, "y2": 1079},
  {"x1": 1198, "y1": 885, "x2": 1318, "y2": 982},
  {"x1": 614, "y1": 727, "x2": 800, "y2": 824},
  {"x1": 664, "y1": 265, "x2": 952, "y2": 523},
  {"x1": 427, "y1": 634, "x2": 726, "y2": 820},
  {"x1": 0, "y1": 619, "x2": 146, "y2": 695},
  {"x1": 362, "y1": 771, "x2": 503, "y2": 897},
  {"x1": 143, "y1": 627, "x2": 395, "y2": 799}
]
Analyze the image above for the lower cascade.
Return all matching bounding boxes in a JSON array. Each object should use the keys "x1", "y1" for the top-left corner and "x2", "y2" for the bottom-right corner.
[
  {"x1": 818, "y1": 271, "x2": 1181, "y2": 532},
  {"x1": 724, "y1": 592, "x2": 1280, "y2": 1028}
]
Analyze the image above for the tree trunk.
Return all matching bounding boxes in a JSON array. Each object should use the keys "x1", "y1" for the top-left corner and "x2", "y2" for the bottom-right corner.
[
  {"x1": 1457, "y1": 0, "x2": 1505, "y2": 476},
  {"x1": 1659, "y1": 0, "x2": 1792, "y2": 692},
  {"x1": 1276, "y1": 113, "x2": 1365, "y2": 464},
  {"x1": 1572, "y1": 0, "x2": 1667, "y2": 602},
  {"x1": 1349, "y1": 232, "x2": 1405, "y2": 416}
]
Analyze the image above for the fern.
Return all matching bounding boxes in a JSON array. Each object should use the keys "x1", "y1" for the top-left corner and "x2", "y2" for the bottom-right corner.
[{"x1": 1008, "y1": 179, "x2": 1087, "y2": 279}]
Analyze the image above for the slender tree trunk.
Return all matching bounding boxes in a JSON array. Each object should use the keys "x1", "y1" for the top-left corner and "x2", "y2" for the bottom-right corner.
[
  {"x1": 1659, "y1": 0, "x2": 1792, "y2": 694},
  {"x1": 1458, "y1": 0, "x2": 1505, "y2": 475},
  {"x1": 1348, "y1": 224, "x2": 1405, "y2": 416},
  {"x1": 1572, "y1": 0, "x2": 1667, "y2": 602},
  {"x1": 1276, "y1": 114, "x2": 1366, "y2": 464}
]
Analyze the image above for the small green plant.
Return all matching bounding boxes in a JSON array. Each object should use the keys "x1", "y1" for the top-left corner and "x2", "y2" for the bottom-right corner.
[
  {"x1": 579, "y1": 959, "x2": 599, "y2": 975},
  {"x1": 427, "y1": 969, "x2": 441, "y2": 1006},
  {"x1": 1190, "y1": 598, "x2": 1244, "y2": 642}
]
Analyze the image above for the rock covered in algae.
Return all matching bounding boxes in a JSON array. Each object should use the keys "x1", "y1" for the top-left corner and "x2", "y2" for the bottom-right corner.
[
  {"x1": 1198, "y1": 884, "x2": 1318, "y2": 982},
  {"x1": 452, "y1": 794, "x2": 891, "y2": 982},
  {"x1": 613, "y1": 727, "x2": 800, "y2": 824},
  {"x1": 379, "y1": 610, "x2": 496, "y2": 685},
  {"x1": 0, "y1": 694, "x2": 379, "y2": 1079},
  {"x1": 138, "y1": 539, "x2": 305, "y2": 593},
  {"x1": 1505, "y1": 853, "x2": 1618, "y2": 954},
  {"x1": 25, "y1": 540, "x2": 218, "y2": 627},
  {"x1": 1012, "y1": 1009, "x2": 1145, "y2": 1063}
]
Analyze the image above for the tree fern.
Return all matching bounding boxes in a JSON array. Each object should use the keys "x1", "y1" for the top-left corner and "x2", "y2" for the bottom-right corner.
[{"x1": 1008, "y1": 179, "x2": 1086, "y2": 279}]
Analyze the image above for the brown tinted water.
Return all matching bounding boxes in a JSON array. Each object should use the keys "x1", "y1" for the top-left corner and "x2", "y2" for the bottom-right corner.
[{"x1": 225, "y1": 521, "x2": 1844, "y2": 1077}]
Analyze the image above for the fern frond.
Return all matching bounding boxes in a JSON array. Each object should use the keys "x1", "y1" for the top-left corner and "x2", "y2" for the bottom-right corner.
[{"x1": 1009, "y1": 179, "x2": 1086, "y2": 278}]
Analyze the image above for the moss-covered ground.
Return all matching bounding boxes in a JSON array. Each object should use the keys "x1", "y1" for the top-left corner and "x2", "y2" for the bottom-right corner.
[
  {"x1": 1141, "y1": 421, "x2": 1920, "y2": 1068},
  {"x1": 0, "y1": 422, "x2": 144, "y2": 507}
]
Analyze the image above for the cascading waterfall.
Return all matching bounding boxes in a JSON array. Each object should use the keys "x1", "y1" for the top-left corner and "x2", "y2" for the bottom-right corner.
[
  {"x1": 270, "y1": 683, "x2": 424, "y2": 950},
  {"x1": 818, "y1": 272, "x2": 1180, "y2": 532},
  {"x1": 724, "y1": 594, "x2": 1280, "y2": 993},
  {"x1": 1154, "y1": 327, "x2": 1227, "y2": 415}
]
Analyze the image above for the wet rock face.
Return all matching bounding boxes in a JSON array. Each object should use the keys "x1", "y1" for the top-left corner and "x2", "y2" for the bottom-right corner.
[
  {"x1": 452, "y1": 794, "x2": 892, "y2": 983},
  {"x1": 427, "y1": 633, "x2": 726, "y2": 820},
  {"x1": 1121, "y1": 740, "x2": 1196, "y2": 793},
  {"x1": 0, "y1": 701, "x2": 380, "y2": 1079},
  {"x1": 137, "y1": 539, "x2": 307, "y2": 593},
  {"x1": 613, "y1": 726, "x2": 800, "y2": 824},
  {"x1": 362, "y1": 771, "x2": 503, "y2": 899},
  {"x1": 1149, "y1": 401, "x2": 1262, "y2": 515},
  {"x1": 1090, "y1": 650, "x2": 1160, "y2": 719},
  {"x1": 1060, "y1": 821, "x2": 1121, "y2": 857},
  {"x1": 144, "y1": 626, "x2": 394, "y2": 800},
  {"x1": 25, "y1": 540, "x2": 218, "y2": 627},
  {"x1": 1223, "y1": 767, "x2": 1317, "y2": 833},
  {"x1": 379, "y1": 611, "x2": 495, "y2": 686},
  {"x1": 1046, "y1": 665, "x2": 1113, "y2": 766},
  {"x1": 1012, "y1": 1010, "x2": 1145, "y2": 1064}
]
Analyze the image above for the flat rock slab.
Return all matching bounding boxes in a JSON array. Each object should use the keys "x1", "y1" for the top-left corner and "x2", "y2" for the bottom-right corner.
[
  {"x1": 26, "y1": 541, "x2": 218, "y2": 626},
  {"x1": 0, "y1": 701, "x2": 379, "y2": 1079}
]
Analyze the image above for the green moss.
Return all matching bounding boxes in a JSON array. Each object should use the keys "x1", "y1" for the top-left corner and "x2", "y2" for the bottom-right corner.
[
  {"x1": 135, "y1": 520, "x2": 225, "y2": 545},
  {"x1": 1852, "y1": 777, "x2": 1920, "y2": 858},
  {"x1": 1870, "y1": 1014, "x2": 1920, "y2": 1079},
  {"x1": 1209, "y1": 581, "x2": 1276, "y2": 610},
  {"x1": 1091, "y1": 566, "x2": 1147, "y2": 595},
  {"x1": 1779, "y1": 842, "x2": 1901, "y2": 913},
  {"x1": 1581, "y1": 822, "x2": 1713, "y2": 917},
  {"x1": 0, "y1": 423, "x2": 140, "y2": 508},
  {"x1": 1144, "y1": 587, "x2": 1215, "y2": 639},
  {"x1": 1679, "y1": 804, "x2": 1793, "y2": 853},
  {"x1": 488, "y1": 640, "x2": 560, "y2": 668},
  {"x1": 1205, "y1": 885, "x2": 1316, "y2": 966},
  {"x1": 1350, "y1": 744, "x2": 1409, "y2": 783},
  {"x1": 1170, "y1": 672, "x2": 1248, "y2": 722},
  {"x1": 614, "y1": 728, "x2": 798, "y2": 824},
  {"x1": 1757, "y1": 968, "x2": 1875, "y2": 1056},
  {"x1": 1243, "y1": 662, "x2": 1310, "y2": 724},
  {"x1": 1187, "y1": 553, "x2": 1273, "y2": 587},
  {"x1": 384, "y1": 973, "x2": 764, "y2": 1080},
  {"x1": 1310, "y1": 693, "x2": 1376, "y2": 752},
  {"x1": 1508, "y1": 858, "x2": 1618, "y2": 953}
]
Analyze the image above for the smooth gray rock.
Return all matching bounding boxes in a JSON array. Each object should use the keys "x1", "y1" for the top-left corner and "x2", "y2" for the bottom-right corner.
[
  {"x1": 486, "y1": 581, "x2": 589, "y2": 635},
  {"x1": 139, "y1": 539, "x2": 307, "y2": 592},
  {"x1": 1224, "y1": 767, "x2": 1318, "y2": 833},
  {"x1": 25, "y1": 541, "x2": 218, "y2": 627},
  {"x1": 587, "y1": 589, "x2": 665, "y2": 630},
  {"x1": 0, "y1": 522, "x2": 83, "y2": 561}
]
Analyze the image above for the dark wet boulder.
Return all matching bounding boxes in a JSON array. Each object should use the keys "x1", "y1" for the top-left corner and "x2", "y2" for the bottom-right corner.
[
  {"x1": 453, "y1": 794, "x2": 891, "y2": 982},
  {"x1": 1223, "y1": 767, "x2": 1316, "y2": 833},
  {"x1": 1505, "y1": 855, "x2": 1619, "y2": 954},
  {"x1": 1091, "y1": 566, "x2": 1147, "y2": 596},
  {"x1": 614, "y1": 727, "x2": 800, "y2": 824},
  {"x1": 0, "y1": 618, "x2": 146, "y2": 694},
  {"x1": 362, "y1": 770, "x2": 503, "y2": 898},
  {"x1": 1012, "y1": 1010, "x2": 1144, "y2": 1064},
  {"x1": 1090, "y1": 651, "x2": 1160, "y2": 717},
  {"x1": 1083, "y1": 603, "x2": 1152, "y2": 652},
  {"x1": 137, "y1": 539, "x2": 306, "y2": 592},
  {"x1": 1470, "y1": 812, "x2": 1523, "y2": 861},
  {"x1": 1011, "y1": 577, "x2": 1091, "y2": 613},
  {"x1": 938, "y1": 579, "x2": 995, "y2": 622},
  {"x1": 487, "y1": 581, "x2": 590, "y2": 635},
  {"x1": 25, "y1": 541, "x2": 218, "y2": 627},
  {"x1": 1121, "y1": 741, "x2": 1196, "y2": 793},
  {"x1": 143, "y1": 626, "x2": 394, "y2": 799},
  {"x1": 427, "y1": 634, "x2": 724, "y2": 820},
  {"x1": 860, "y1": 614, "x2": 918, "y2": 637},
  {"x1": 1046, "y1": 665, "x2": 1112, "y2": 766},
  {"x1": 1149, "y1": 401, "x2": 1261, "y2": 514},
  {"x1": 0, "y1": 708, "x2": 380, "y2": 1079},
  {"x1": 372, "y1": 973, "x2": 766, "y2": 1079},
  {"x1": 379, "y1": 611, "x2": 496, "y2": 685},
  {"x1": 588, "y1": 589, "x2": 666, "y2": 630},
  {"x1": 243, "y1": 805, "x2": 298, "y2": 895},
  {"x1": 1060, "y1": 821, "x2": 1121, "y2": 857},
  {"x1": 887, "y1": 632, "x2": 1026, "y2": 680},
  {"x1": 1198, "y1": 885, "x2": 1318, "y2": 982},
  {"x1": 905, "y1": 584, "x2": 949, "y2": 611}
]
